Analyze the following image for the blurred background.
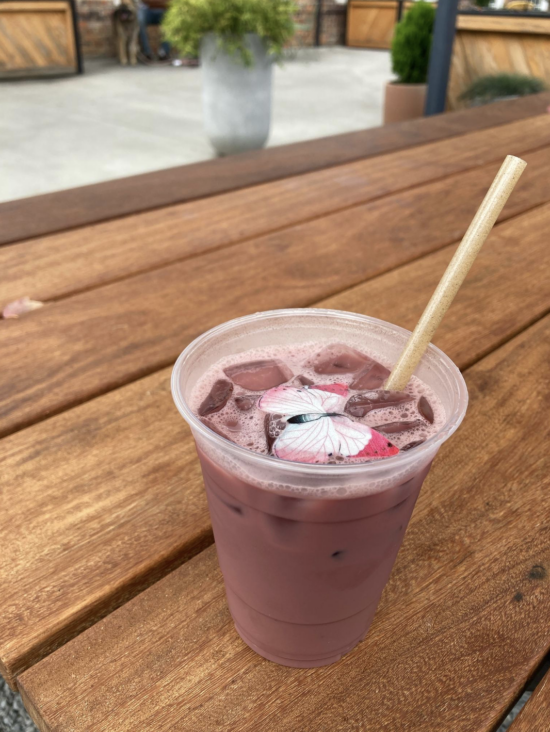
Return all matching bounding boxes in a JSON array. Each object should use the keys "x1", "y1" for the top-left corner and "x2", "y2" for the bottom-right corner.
[{"x1": 1, "y1": 0, "x2": 549, "y2": 203}]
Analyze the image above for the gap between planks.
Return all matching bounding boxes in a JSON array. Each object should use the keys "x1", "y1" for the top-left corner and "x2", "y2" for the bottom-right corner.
[
  {"x1": 2, "y1": 91, "x2": 549, "y2": 247},
  {"x1": 25, "y1": 140, "x2": 550, "y2": 308},
  {"x1": 2, "y1": 120, "x2": 550, "y2": 308},
  {"x1": 2, "y1": 188, "x2": 550, "y2": 444},
  {"x1": 2, "y1": 201, "x2": 550, "y2": 688},
  {"x1": 15, "y1": 311, "x2": 550, "y2": 731}
]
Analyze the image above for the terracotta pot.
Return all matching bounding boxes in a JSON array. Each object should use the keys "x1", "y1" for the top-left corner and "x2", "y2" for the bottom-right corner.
[{"x1": 383, "y1": 82, "x2": 427, "y2": 125}]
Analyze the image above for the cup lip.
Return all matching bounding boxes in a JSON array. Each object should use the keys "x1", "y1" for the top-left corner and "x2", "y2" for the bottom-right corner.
[{"x1": 171, "y1": 308, "x2": 469, "y2": 478}]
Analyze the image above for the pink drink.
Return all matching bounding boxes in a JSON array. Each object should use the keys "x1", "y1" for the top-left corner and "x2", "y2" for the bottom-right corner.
[{"x1": 172, "y1": 310, "x2": 468, "y2": 667}]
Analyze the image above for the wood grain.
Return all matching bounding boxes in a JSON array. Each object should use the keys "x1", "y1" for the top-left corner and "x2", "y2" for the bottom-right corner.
[
  {"x1": 448, "y1": 21, "x2": 550, "y2": 109},
  {"x1": 2, "y1": 114, "x2": 550, "y2": 305},
  {"x1": 347, "y1": 0, "x2": 398, "y2": 49},
  {"x1": 319, "y1": 202, "x2": 550, "y2": 370},
  {"x1": 3, "y1": 201, "x2": 550, "y2": 688},
  {"x1": 0, "y1": 1, "x2": 76, "y2": 74},
  {"x1": 508, "y1": 672, "x2": 550, "y2": 731},
  {"x1": 457, "y1": 13, "x2": 550, "y2": 35},
  {"x1": 2, "y1": 92, "x2": 550, "y2": 246},
  {"x1": 3, "y1": 147, "x2": 550, "y2": 438},
  {"x1": 0, "y1": 368, "x2": 211, "y2": 687},
  {"x1": 18, "y1": 313, "x2": 550, "y2": 732}
]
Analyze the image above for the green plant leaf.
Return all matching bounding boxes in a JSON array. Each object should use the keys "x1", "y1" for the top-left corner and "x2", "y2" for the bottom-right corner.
[
  {"x1": 391, "y1": 1, "x2": 435, "y2": 85},
  {"x1": 459, "y1": 73, "x2": 547, "y2": 103},
  {"x1": 162, "y1": 0, "x2": 296, "y2": 65}
]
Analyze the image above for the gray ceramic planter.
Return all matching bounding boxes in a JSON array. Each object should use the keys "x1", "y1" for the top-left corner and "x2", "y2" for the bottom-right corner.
[{"x1": 200, "y1": 33, "x2": 273, "y2": 156}]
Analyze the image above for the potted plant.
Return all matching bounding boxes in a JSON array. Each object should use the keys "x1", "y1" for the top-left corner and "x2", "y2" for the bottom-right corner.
[
  {"x1": 384, "y1": 0, "x2": 435, "y2": 125},
  {"x1": 163, "y1": 0, "x2": 296, "y2": 156},
  {"x1": 459, "y1": 73, "x2": 546, "y2": 107}
]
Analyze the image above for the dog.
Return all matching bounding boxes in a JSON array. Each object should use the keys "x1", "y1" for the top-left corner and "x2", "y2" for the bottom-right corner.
[{"x1": 113, "y1": 0, "x2": 140, "y2": 66}]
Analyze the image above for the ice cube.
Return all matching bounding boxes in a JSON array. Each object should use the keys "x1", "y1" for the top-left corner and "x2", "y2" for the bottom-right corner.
[
  {"x1": 200, "y1": 418, "x2": 235, "y2": 443},
  {"x1": 264, "y1": 413, "x2": 286, "y2": 453},
  {"x1": 234, "y1": 395, "x2": 258, "y2": 411},
  {"x1": 345, "y1": 390, "x2": 413, "y2": 418},
  {"x1": 401, "y1": 440, "x2": 425, "y2": 451},
  {"x1": 374, "y1": 420, "x2": 425, "y2": 434},
  {"x1": 223, "y1": 418, "x2": 241, "y2": 432},
  {"x1": 418, "y1": 396, "x2": 434, "y2": 424},
  {"x1": 350, "y1": 362, "x2": 390, "y2": 390},
  {"x1": 198, "y1": 379, "x2": 233, "y2": 416},
  {"x1": 313, "y1": 344, "x2": 372, "y2": 375},
  {"x1": 224, "y1": 359, "x2": 293, "y2": 390}
]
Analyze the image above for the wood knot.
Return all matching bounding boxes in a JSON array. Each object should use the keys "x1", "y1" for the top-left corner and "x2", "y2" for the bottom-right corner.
[{"x1": 528, "y1": 565, "x2": 547, "y2": 581}]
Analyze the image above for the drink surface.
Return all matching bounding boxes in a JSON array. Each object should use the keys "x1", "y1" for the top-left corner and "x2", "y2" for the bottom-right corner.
[{"x1": 191, "y1": 342, "x2": 445, "y2": 465}]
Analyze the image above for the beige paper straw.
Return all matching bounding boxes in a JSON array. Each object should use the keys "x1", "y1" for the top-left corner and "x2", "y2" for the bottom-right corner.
[{"x1": 385, "y1": 155, "x2": 527, "y2": 392}]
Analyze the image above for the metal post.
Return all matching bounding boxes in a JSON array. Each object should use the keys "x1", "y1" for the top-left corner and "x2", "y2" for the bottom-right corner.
[
  {"x1": 315, "y1": 0, "x2": 323, "y2": 46},
  {"x1": 396, "y1": 0, "x2": 405, "y2": 22},
  {"x1": 69, "y1": 0, "x2": 84, "y2": 74},
  {"x1": 424, "y1": 0, "x2": 460, "y2": 116}
]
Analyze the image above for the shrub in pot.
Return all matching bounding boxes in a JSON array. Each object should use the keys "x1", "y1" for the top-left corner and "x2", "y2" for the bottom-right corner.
[
  {"x1": 163, "y1": 0, "x2": 295, "y2": 156},
  {"x1": 459, "y1": 73, "x2": 546, "y2": 107},
  {"x1": 384, "y1": 1, "x2": 435, "y2": 125}
]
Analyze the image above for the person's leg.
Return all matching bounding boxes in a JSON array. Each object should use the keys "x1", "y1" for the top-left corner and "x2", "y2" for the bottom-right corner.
[{"x1": 137, "y1": 4, "x2": 153, "y2": 57}]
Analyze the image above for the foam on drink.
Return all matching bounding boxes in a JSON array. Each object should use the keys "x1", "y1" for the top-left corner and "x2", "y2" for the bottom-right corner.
[{"x1": 191, "y1": 341, "x2": 446, "y2": 463}]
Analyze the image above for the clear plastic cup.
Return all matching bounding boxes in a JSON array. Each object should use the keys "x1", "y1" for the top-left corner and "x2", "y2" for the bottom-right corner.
[{"x1": 171, "y1": 309, "x2": 468, "y2": 667}]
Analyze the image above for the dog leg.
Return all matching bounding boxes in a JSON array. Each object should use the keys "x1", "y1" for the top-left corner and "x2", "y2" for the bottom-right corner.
[
  {"x1": 129, "y1": 25, "x2": 139, "y2": 65},
  {"x1": 119, "y1": 29, "x2": 128, "y2": 66}
]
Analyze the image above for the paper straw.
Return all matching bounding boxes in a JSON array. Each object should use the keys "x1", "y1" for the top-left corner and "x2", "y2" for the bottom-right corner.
[{"x1": 385, "y1": 155, "x2": 527, "y2": 392}]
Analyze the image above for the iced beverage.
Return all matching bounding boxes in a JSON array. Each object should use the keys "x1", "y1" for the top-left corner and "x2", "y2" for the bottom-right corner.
[{"x1": 172, "y1": 309, "x2": 468, "y2": 667}]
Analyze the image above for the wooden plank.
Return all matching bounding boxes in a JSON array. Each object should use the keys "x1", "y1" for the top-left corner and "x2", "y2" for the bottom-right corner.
[
  {"x1": 319, "y1": 202, "x2": 550, "y2": 371},
  {"x1": 449, "y1": 24, "x2": 550, "y2": 109},
  {"x1": 508, "y1": 672, "x2": 550, "y2": 731},
  {"x1": 0, "y1": 3, "x2": 70, "y2": 11},
  {"x1": 0, "y1": 368, "x2": 212, "y2": 687},
  {"x1": 347, "y1": 0, "x2": 398, "y2": 49},
  {"x1": 2, "y1": 114, "x2": 550, "y2": 305},
  {"x1": 0, "y1": 1, "x2": 75, "y2": 72},
  {"x1": 347, "y1": 1, "x2": 398, "y2": 8},
  {"x1": 3, "y1": 202, "x2": 550, "y2": 687},
  {"x1": 18, "y1": 312, "x2": 550, "y2": 732},
  {"x1": 2, "y1": 148, "x2": 550, "y2": 438},
  {"x1": 2, "y1": 92, "x2": 550, "y2": 246},
  {"x1": 457, "y1": 13, "x2": 550, "y2": 35}
]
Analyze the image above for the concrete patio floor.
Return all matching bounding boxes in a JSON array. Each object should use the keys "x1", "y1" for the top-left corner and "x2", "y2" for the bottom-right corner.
[{"x1": 1, "y1": 47, "x2": 392, "y2": 204}]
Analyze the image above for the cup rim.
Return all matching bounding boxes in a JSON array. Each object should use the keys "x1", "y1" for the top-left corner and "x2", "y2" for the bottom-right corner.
[{"x1": 171, "y1": 309, "x2": 469, "y2": 477}]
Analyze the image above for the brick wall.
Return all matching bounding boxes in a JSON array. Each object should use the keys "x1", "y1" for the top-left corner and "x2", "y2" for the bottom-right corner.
[
  {"x1": 77, "y1": 0, "x2": 116, "y2": 58},
  {"x1": 320, "y1": 1, "x2": 347, "y2": 45},
  {"x1": 75, "y1": 0, "x2": 347, "y2": 58}
]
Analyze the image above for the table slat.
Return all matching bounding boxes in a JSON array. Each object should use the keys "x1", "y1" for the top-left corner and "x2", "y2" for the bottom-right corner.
[
  {"x1": 320, "y1": 202, "x2": 550, "y2": 371},
  {"x1": 2, "y1": 114, "x2": 549, "y2": 305},
  {"x1": 3, "y1": 148, "x2": 550, "y2": 438},
  {"x1": 508, "y1": 673, "x2": 550, "y2": 731},
  {"x1": 2, "y1": 202, "x2": 550, "y2": 686},
  {"x1": 0, "y1": 371, "x2": 210, "y2": 686},
  {"x1": 2, "y1": 92, "x2": 549, "y2": 246},
  {"x1": 18, "y1": 313, "x2": 550, "y2": 732}
]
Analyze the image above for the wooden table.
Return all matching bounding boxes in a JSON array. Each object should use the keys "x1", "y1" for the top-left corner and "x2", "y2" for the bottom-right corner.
[{"x1": 2, "y1": 93, "x2": 550, "y2": 732}]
